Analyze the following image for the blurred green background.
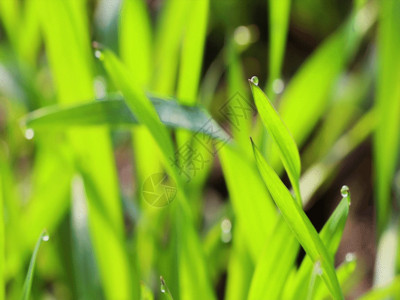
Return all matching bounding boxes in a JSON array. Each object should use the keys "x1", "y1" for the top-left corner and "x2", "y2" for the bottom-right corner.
[{"x1": 0, "y1": 0, "x2": 399, "y2": 299}]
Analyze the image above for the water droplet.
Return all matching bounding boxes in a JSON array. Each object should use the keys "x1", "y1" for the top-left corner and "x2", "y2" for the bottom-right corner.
[
  {"x1": 25, "y1": 128, "x2": 34, "y2": 140},
  {"x1": 314, "y1": 261, "x2": 323, "y2": 275},
  {"x1": 250, "y1": 76, "x2": 259, "y2": 86},
  {"x1": 160, "y1": 276, "x2": 167, "y2": 294},
  {"x1": 221, "y1": 218, "x2": 232, "y2": 233},
  {"x1": 94, "y1": 50, "x2": 104, "y2": 61},
  {"x1": 272, "y1": 78, "x2": 285, "y2": 94},
  {"x1": 341, "y1": 185, "x2": 349, "y2": 198},
  {"x1": 345, "y1": 252, "x2": 356, "y2": 262},
  {"x1": 42, "y1": 232, "x2": 50, "y2": 242}
]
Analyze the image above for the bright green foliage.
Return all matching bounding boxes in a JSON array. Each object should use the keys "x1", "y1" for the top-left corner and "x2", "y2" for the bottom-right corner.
[
  {"x1": 374, "y1": 0, "x2": 400, "y2": 234},
  {"x1": 267, "y1": 0, "x2": 291, "y2": 93},
  {"x1": 1, "y1": 0, "x2": 399, "y2": 299},
  {"x1": 251, "y1": 141, "x2": 343, "y2": 299},
  {"x1": 21, "y1": 231, "x2": 48, "y2": 300},
  {"x1": 249, "y1": 81, "x2": 302, "y2": 203}
]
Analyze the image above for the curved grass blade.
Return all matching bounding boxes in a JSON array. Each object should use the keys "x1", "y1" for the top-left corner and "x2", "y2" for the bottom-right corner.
[
  {"x1": 22, "y1": 96, "x2": 230, "y2": 142},
  {"x1": 251, "y1": 140, "x2": 343, "y2": 299},
  {"x1": 249, "y1": 80, "x2": 301, "y2": 204},
  {"x1": 21, "y1": 230, "x2": 49, "y2": 300}
]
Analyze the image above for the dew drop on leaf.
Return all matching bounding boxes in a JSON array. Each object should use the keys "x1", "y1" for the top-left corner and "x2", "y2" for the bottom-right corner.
[
  {"x1": 94, "y1": 50, "x2": 104, "y2": 61},
  {"x1": 25, "y1": 128, "x2": 34, "y2": 140},
  {"x1": 250, "y1": 76, "x2": 259, "y2": 86},
  {"x1": 340, "y1": 185, "x2": 349, "y2": 198},
  {"x1": 42, "y1": 232, "x2": 50, "y2": 242}
]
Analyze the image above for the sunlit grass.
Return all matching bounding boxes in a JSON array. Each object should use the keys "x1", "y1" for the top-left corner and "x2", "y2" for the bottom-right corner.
[{"x1": 0, "y1": 0, "x2": 399, "y2": 299}]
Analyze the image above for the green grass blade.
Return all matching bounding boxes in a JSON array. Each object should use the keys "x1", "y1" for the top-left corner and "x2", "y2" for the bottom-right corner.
[
  {"x1": 267, "y1": 0, "x2": 291, "y2": 92},
  {"x1": 140, "y1": 282, "x2": 154, "y2": 300},
  {"x1": 0, "y1": 0, "x2": 20, "y2": 51},
  {"x1": 219, "y1": 145, "x2": 277, "y2": 260},
  {"x1": 100, "y1": 49, "x2": 176, "y2": 162},
  {"x1": 251, "y1": 140, "x2": 343, "y2": 299},
  {"x1": 226, "y1": 39, "x2": 252, "y2": 150},
  {"x1": 39, "y1": 1, "x2": 136, "y2": 298},
  {"x1": 277, "y1": 3, "x2": 375, "y2": 150},
  {"x1": 21, "y1": 230, "x2": 49, "y2": 300},
  {"x1": 249, "y1": 80, "x2": 301, "y2": 203},
  {"x1": 23, "y1": 96, "x2": 230, "y2": 141},
  {"x1": 300, "y1": 108, "x2": 376, "y2": 205},
  {"x1": 119, "y1": 0, "x2": 152, "y2": 85},
  {"x1": 177, "y1": 0, "x2": 209, "y2": 105},
  {"x1": 16, "y1": 0, "x2": 42, "y2": 65},
  {"x1": 160, "y1": 276, "x2": 174, "y2": 300},
  {"x1": 287, "y1": 193, "x2": 350, "y2": 299},
  {"x1": 225, "y1": 228, "x2": 254, "y2": 300},
  {"x1": 176, "y1": 203, "x2": 217, "y2": 300},
  {"x1": 373, "y1": 0, "x2": 400, "y2": 234},
  {"x1": 314, "y1": 257, "x2": 358, "y2": 300},
  {"x1": 247, "y1": 218, "x2": 299, "y2": 300},
  {"x1": 71, "y1": 176, "x2": 103, "y2": 300},
  {"x1": 153, "y1": 0, "x2": 189, "y2": 94},
  {"x1": 359, "y1": 275, "x2": 400, "y2": 300},
  {"x1": 0, "y1": 173, "x2": 4, "y2": 300},
  {"x1": 101, "y1": 47, "x2": 216, "y2": 300},
  {"x1": 20, "y1": 141, "x2": 73, "y2": 250}
]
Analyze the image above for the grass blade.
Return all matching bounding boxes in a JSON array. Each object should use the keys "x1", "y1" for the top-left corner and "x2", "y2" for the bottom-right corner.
[
  {"x1": 267, "y1": 0, "x2": 291, "y2": 93},
  {"x1": 373, "y1": 0, "x2": 400, "y2": 234},
  {"x1": 314, "y1": 256, "x2": 358, "y2": 300},
  {"x1": 101, "y1": 47, "x2": 216, "y2": 300},
  {"x1": 100, "y1": 49, "x2": 176, "y2": 163},
  {"x1": 119, "y1": 0, "x2": 152, "y2": 85},
  {"x1": 249, "y1": 80, "x2": 301, "y2": 203},
  {"x1": 177, "y1": 0, "x2": 209, "y2": 105},
  {"x1": 219, "y1": 145, "x2": 277, "y2": 260},
  {"x1": 247, "y1": 218, "x2": 298, "y2": 300},
  {"x1": 153, "y1": 0, "x2": 189, "y2": 94},
  {"x1": 39, "y1": 1, "x2": 136, "y2": 298},
  {"x1": 251, "y1": 140, "x2": 343, "y2": 299},
  {"x1": 287, "y1": 192, "x2": 350, "y2": 299},
  {"x1": 359, "y1": 275, "x2": 400, "y2": 300},
  {"x1": 277, "y1": 3, "x2": 375, "y2": 150},
  {"x1": 225, "y1": 228, "x2": 254, "y2": 300},
  {"x1": 21, "y1": 230, "x2": 49, "y2": 300},
  {"x1": 0, "y1": 173, "x2": 4, "y2": 300},
  {"x1": 23, "y1": 96, "x2": 230, "y2": 141},
  {"x1": 71, "y1": 176, "x2": 103, "y2": 300}
]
